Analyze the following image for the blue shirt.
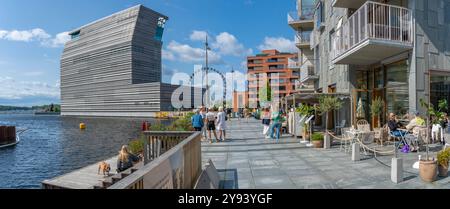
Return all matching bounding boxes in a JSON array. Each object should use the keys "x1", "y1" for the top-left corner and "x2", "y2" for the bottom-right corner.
[{"x1": 191, "y1": 114, "x2": 204, "y2": 128}]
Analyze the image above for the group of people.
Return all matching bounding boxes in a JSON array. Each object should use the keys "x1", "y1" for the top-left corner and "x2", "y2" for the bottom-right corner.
[
  {"x1": 191, "y1": 106, "x2": 228, "y2": 143},
  {"x1": 261, "y1": 105, "x2": 286, "y2": 142},
  {"x1": 388, "y1": 111, "x2": 450, "y2": 151}
]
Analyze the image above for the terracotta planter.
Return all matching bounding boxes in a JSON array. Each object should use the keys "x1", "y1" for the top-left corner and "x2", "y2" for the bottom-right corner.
[
  {"x1": 419, "y1": 160, "x2": 438, "y2": 182},
  {"x1": 312, "y1": 140, "x2": 323, "y2": 148},
  {"x1": 438, "y1": 164, "x2": 449, "y2": 177}
]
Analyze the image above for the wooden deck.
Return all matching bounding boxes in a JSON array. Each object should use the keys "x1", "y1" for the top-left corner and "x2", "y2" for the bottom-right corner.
[{"x1": 42, "y1": 156, "x2": 120, "y2": 189}]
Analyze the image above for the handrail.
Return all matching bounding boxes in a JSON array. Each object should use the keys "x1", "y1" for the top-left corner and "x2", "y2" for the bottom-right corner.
[{"x1": 109, "y1": 132, "x2": 202, "y2": 189}]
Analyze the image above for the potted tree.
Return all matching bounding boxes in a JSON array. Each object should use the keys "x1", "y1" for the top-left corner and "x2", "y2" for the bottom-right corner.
[
  {"x1": 316, "y1": 96, "x2": 343, "y2": 148},
  {"x1": 311, "y1": 132, "x2": 324, "y2": 148},
  {"x1": 370, "y1": 97, "x2": 384, "y2": 128},
  {"x1": 437, "y1": 148, "x2": 450, "y2": 177},
  {"x1": 418, "y1": 99, "x2": 448, "y2": 182}
]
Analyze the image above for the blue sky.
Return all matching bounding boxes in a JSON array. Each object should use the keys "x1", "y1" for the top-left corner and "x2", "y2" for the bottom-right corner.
[{"x1": 0, "y1": 0, "x2": 297, "y2": 106}]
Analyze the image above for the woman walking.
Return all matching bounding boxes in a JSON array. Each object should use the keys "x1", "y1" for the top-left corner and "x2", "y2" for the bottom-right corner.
[
  {"x1": 262, "y1": 108, "x2": 271, "y2": 138},
  {"x1": 217, "y1": 107, "x2": 227, "y2": 141}
]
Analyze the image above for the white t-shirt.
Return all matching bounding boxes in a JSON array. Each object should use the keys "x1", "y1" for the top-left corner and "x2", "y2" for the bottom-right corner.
[{"x1": 206, "y1": 112, "x2": 216, "y2": 122}]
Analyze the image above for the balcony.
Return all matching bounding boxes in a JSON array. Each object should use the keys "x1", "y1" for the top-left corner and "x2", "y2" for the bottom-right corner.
[
  {"x1": 332, "y1": 0, "x2": 367, "y2": 9},
  {"x1": 300, "y1": 65, "x2": 318, "y2": 83},
  {"x1": 288, "y1": 11, "x2": 314, "y2": 30},
  {"x1": 331, "y1": 1, "x2": 413, "y2": 65},
  {"x1": 295, "y1": 31, "x2": 312, "y2": 49},
  {"x1": 288, "y1": 58, "x2": 300, "y2": 69}
]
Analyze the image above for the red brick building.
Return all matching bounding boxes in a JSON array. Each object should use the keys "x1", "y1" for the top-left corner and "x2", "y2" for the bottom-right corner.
[{"x1": 247, "y1": 49, "x2": 299, "y2": 107}]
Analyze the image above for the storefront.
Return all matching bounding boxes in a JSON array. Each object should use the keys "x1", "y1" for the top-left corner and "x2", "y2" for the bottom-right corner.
[
  {"x1": 430, "y1": 70, "x2": 450, "y2": 114},
  {"x1": 352, "y1": 60, "x2": 409, "y2": 127}
]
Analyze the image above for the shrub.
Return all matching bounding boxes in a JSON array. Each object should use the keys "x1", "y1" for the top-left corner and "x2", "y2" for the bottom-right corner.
[
  {"x1": 437, "y1": 148, "x2": 450, "y2": 167},
  {"x1": 311, "y1": 133, "x2": 324, "y2": 141},
  {"x1": 128, "y1": 137, "x2": 145, "y2": 154},
  {"x1": 150, "y1": 123, "x2": 168, "y2": 131}
]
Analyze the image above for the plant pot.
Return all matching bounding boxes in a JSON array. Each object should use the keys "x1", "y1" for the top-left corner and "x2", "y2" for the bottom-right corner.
[
  {"x1": 312, "y1": 140, "x2": 323, "y2": 148},
  {"x1": 419, "y1": 160, "x2": 438, "y2": 182},
  {"x1": 438, "y1": 164, "x2": 449, "y2": 177}
]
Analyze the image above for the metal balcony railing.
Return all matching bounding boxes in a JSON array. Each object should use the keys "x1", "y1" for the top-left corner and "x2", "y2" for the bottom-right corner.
[
  {"x1": 288, "y1": 10, "x2": 314, "y2": 23},
  {"x1": 295, "y1": 31, "x2": 312, "y2": 45},
  {"x1": 331, "y1": 1, "x2": 413, "y2": 62}
]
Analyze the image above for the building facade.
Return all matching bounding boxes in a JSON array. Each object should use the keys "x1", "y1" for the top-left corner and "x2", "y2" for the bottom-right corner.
[
  {"x1": 60, "y1": 5, "x2": 201, "y2": 117},
  {"x1": 247, "y1": 50, "x2": 299, "y2": 107},
  {"x1": 289, "y1": 0, "x2": 450, "y2": 128}
]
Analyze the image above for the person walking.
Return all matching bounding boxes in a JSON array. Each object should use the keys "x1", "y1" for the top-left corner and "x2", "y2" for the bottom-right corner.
[
  {"x1": 217, "y1": 107, "x2": 227, "y2": 141},
  {"x1": 206, "y1": 107, "x2": 219, "y2": 143},
  {"x1": 191, "y1": 109, "x2": 204, "y2": 132},
  {"x1": 269, "y1": 105, "x2": 282, "y2": 142},
  {"x1": 262, "y1": 108, "x2": 271, "y2": 138}
]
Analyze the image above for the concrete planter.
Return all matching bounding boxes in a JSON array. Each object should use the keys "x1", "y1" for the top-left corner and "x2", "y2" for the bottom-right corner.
[
  {"x1": 419, "y1": 160, "x2": 437, "y2": 182},
  {"x1": 312, "y1": 140, "x2": 323, "y2": 148}
]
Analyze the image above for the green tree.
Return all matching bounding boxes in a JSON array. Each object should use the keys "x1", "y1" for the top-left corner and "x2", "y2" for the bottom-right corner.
[
  {"x1": 370, "y1": 97, "x2": 384, "y2": 128},
  {"x1": 259, "y1": 81, "x2": 272, "y2": 105},
  {"x1": 316, "y1": 96, "x2": 343, "y2": 131}
]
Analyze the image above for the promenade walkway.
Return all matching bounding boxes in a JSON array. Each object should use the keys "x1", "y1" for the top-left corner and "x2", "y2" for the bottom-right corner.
[{"x1": 201, "y1": 118, "x2": 450, "y2": 189}]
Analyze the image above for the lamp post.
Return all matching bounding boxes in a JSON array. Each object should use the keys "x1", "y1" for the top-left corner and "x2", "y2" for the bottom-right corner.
[{"x1": 205, "y1": 35, "x2": 211, "y2": 108}]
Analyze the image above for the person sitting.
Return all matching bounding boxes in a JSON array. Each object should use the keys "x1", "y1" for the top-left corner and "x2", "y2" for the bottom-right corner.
[
  {"x1": 116, "y1": 145, "x2": 140, "y2": 173},
  {"x1": 388, "y1": 113, "x2": 407, "y2": 137},
  {"x1": 406, "y1": 111, "x2": 426, "y2": 135}
]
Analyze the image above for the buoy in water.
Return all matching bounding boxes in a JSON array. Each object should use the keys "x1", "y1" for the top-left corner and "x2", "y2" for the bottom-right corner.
[{"x1": 79, "y1": 123, "x2": 86, "y2": 130}]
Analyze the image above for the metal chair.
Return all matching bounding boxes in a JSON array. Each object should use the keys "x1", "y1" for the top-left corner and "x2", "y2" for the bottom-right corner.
[
  {"x1": 357, "y1": 120, "x2": 371, "y2": 132},
  {"x1": 335, "y1": 120, "x2": 346, "y2": 135}
]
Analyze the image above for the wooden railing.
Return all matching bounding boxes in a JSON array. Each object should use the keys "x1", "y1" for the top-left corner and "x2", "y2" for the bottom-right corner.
[{"x1": 108, "y1": 131, "x2": 202, "y2": 189}]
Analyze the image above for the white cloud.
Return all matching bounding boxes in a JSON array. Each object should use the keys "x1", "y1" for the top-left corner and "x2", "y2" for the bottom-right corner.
[
  {"x1": 212, "y1": 32, "x2": 253, "y2": 56},
  {"x1": 189, "y1": 30, "x2": 209, "y2": 42},
  {"x1": 165, "y1": 41, "x2": 223, "y2": 64},
  {"x1": 162, "y1": 49, "x2": 175, "y2": 61},
  {"x1": 258, "y1": 37, "x2": 297, "y2": 53},
  {"x1": 0, "y1": 28, "x2": 50, "y2": 42},
  {"x1": 0, "y1": 77, "x2": 60, "y2": 100},
  {"x1": 45, "y1": 32, "x2": 71, "y2": 48},
  {"x1": 0, "y1": 28, "x2": 69, "y2": 48}
]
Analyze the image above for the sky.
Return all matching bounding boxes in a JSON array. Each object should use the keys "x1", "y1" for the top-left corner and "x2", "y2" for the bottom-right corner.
[{"x1": 0, "y1": 0, "x2": 297, "y2": 106}]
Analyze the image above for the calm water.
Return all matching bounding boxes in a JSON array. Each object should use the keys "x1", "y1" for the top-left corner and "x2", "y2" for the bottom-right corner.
[{"x1": 0, "y1": 114, "x2": 171, "y2": 189}]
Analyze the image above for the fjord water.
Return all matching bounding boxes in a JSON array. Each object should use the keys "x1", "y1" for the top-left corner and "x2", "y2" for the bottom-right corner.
[{"x1": 0, "y1": 114, "x2": 170, "y2": 189}]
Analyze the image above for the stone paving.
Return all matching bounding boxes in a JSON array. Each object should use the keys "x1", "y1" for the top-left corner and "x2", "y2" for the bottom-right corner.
[{"x1": 201, "y1": 118, "x2": 450, "y2": 189}]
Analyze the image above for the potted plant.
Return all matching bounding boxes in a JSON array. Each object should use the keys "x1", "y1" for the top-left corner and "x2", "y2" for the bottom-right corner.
[
  {"x1": 418, "y1": 99, "x2": 448, "y2": 182},
  {"x1": 311, "y1": 132, "x2": 324, "y2": 148},
  {"x1": 437, "y1": 148, "x2": 450, "y2": 177},
  {"x1": 316, "y1": 96, "x2": 343, "y2": 148},
  {"x1": 370, "y1": 97, "x2": 384, "y2": 128}
]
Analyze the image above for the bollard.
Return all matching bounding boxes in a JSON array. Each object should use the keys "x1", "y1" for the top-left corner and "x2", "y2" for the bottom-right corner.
[
  {"x1": 391, "y1": 158, "x2": 403, "y2": 183},
  {"x1": 324, "y1": 134, "x2": 331, "y2": 149},
  {"x1": 352, "y1": 143, "x2": 360, "y2": 161}
]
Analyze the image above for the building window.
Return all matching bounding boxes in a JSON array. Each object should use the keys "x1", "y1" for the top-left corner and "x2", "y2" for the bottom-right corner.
[
  {"x1": 386, "y1": 60, "x2": 409, "y2": 118},
  {"x1": 430, "y1": 72, "x2": 450, "y2": 114},
  {"x1": 70, "y1": 31, "x2": 80, "y2": 40}
]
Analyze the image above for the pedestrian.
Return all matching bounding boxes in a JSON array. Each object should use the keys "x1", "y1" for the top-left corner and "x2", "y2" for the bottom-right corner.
[
  {"x1": 269, "y1": 105, "x2": 282, "y2": 142},
  {"x1": 217, "y1": 107, "x2": 227, "y2": 141},
  {"x1": 262, "y1": 108, "x2": 271, "y2": 138},
  {"x1": 200, "y1": 106, "x2": 207, "y2": 141},
  {"x1": 191, "y1": 109, "x2": 204, "y2": 132},
  {"x1": 206, "y1": 107, "x2": 219, "y2": 143}
]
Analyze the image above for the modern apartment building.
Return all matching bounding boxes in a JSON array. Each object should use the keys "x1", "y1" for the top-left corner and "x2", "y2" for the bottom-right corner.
[
  {"x1": 288, "y1": 0, "x2": 318, "y2": 92},
  {"x1": 247, "y1": 50, "x2": 299, "y2": 107},
  {"x1": 289, "y1": 0, "x2": 450, "y2": 128},
  {"x1": 60, "y1": 5, "x2": 201, "y2": 117}
]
